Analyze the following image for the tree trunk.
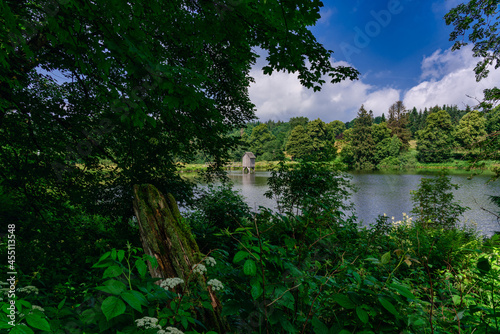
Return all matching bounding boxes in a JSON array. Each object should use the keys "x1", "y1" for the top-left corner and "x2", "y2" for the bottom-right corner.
[{"x1": 132, "y1": 184, "x2": 229, "y2": 333}]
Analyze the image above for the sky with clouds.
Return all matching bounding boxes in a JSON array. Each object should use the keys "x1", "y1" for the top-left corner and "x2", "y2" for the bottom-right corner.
[{"x1": 248, "y1": 0, "x2": 499, "y2": 123}]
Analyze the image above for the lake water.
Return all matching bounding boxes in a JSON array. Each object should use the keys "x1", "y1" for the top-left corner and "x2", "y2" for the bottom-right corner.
[{"x1": 192, "y1": 170, "x2": 500, "y2": 237}]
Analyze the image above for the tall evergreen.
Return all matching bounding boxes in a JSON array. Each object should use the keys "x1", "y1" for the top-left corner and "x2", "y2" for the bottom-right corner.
[
  {"x1": 387, "y1": 101, "x2": 411, "y2": 149},
  {"x1": 350, "y1": 105, "x2": 376, "y2": 169}
]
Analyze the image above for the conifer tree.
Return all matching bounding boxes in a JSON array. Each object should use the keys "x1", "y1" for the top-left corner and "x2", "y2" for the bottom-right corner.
[{"x1": 350, "y1": 105, "x2": 376, "y2": 169}]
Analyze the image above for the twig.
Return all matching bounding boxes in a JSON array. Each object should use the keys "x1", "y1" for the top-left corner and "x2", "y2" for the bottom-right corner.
[{"x1": 266, "y1": 284, "x2": 302, "y2": 307}]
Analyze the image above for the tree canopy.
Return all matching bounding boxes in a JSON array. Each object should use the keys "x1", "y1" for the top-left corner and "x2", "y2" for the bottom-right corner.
[{"x1": 0, "y1": 0, "x2": 360, "y2": 218}]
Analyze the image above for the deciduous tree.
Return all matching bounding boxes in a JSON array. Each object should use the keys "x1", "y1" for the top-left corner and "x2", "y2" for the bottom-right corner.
[
  {"x1": 416, "y1": 110, "x2": 455, "y2": 163},
  {"x1": 455, "y1": 110, "x2": 487, "y2": 149}
]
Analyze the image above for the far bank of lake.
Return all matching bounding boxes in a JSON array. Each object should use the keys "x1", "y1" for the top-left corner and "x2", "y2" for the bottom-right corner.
[{"x1": 188, "y1": 170, "x2": 500, "y2": 237}]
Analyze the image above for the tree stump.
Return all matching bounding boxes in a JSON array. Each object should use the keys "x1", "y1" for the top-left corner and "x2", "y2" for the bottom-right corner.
[{"x1": 132, "y1": 184, "x2": 229, "y2": 333}]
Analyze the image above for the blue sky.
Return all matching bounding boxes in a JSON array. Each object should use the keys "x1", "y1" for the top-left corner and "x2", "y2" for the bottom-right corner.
[{"x1": 249, "y1": 0, "x2": 500, "y2": 122}]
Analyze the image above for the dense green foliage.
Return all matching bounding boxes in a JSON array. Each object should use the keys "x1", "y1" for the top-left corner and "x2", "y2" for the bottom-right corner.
[
  {"x1": 416, "y1": 110, "x2": 456, "y2": 163},
  {"x1": 3, "y1": 165, "x2": 499, "y2": 334}
]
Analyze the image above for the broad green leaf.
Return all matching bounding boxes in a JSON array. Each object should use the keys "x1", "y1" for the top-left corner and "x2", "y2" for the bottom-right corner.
[
  {"x1": 389, "y1": 283, "x2": 415, "y2": 300},
  {"x1": 452, "y1": 295, "x2": 461, "y2": 306},
  {"x1": 280, "y1": 319, "x2": 299, "y2": 333},
  {"x1": 26, "y1": 313, "x2": 51, "y2": 332},
  {"x1": 57, "y1": 298, "x2": 66, "y2": 310},
  {"x1": 121, "y1": 290, "x2": 147, "y2": 312},
  {"x1": 311, "y1": 317, "x2": 328, "y2": 334},
  {"x1": 243, "y1": 259, "x2": 257, "y2": 276},
  {"x1": 381, "y1": 251, "x2": 391, "y2": 265},
  {"x1": 251, "y1": 282, "x2": 263, "y2": 300},
  {"x1": 9, "y1": 324, "x2": 34, "y2": 334},
  {"x1": 333, "y1": 294, "x2": 356, "y2": 309},
  {"x1": 101, "y1": 296, "x2": 126, "y2": 321},
  {"x1": 135, "y1": 259, "x2": 147, "y2": 278},
  {"x1": 103, "y1": 265, "x2": 123, "y2": 278},
  {"x1": 379, "y1": 297, "x2": 398, "y2": 316},
  {"x1": 356, "y1": 306, "x2": 369, "y2": 324},
  {"x1": 117, "y1": 250, "x2": 125, "y2": 262},
  {"x1": 97, "y1": 251, "x2": 111, "y2": 263},
  {"x1": 233, "y1": 251, "x2": 248, "y2": 263},
  {"x1": 111, "y1": 248, "x2": 117, "y2": 260},
  {"x1": 95, "y1": 279, "x2": 127, "y2": 295}
]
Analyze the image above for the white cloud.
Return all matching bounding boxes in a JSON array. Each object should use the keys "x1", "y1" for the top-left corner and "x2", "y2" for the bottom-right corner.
[
  {"x1": 249, "y1": 45, "x2": 499, "y2": 123},
  {"x1": 248, "y1": 60, "x2": 400, "y2": 122},
  {"x1": 403, "y1": 45, "x2": 499, "y2": 110}
]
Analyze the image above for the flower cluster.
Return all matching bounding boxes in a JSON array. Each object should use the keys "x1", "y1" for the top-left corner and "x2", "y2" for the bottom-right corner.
[
  {"x1": 192, "y1": 263, "x2": 207, "y2": 275},
  {"x1": 32, "y1": 305, "x2": 45, "y2": 312},
  {"x1": 204, "y1": 256, "x2": 216, "y2": 267},
  {"x1": 18, "y1": 286, "x2": 39, "y2": 295},
  {"x1": 160, "y1": 327, "x2": 184, "y2": 334},
  {"x1": 207, "y1": 279, "x2": 224, "y2": 291},
  {"x1": 136, "y1": 317, "x2": 183, "y2": 334},
  {"x1": 160, "y1": 278, "x2": 184, "y2": 290},
  {"x1": 391, "y1": 212, "x2": 413, "y2": 228}
]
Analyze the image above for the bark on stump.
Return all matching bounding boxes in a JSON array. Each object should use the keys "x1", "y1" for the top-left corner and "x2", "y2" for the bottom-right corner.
[{"x1": 132, "y1": 184, "x2": 229, "y2": 333}]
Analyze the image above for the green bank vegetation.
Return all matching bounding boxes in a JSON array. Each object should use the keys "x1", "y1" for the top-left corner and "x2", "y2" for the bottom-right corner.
[{"x1": 1, "y1": 0, "x2": 500, "y2": 333}]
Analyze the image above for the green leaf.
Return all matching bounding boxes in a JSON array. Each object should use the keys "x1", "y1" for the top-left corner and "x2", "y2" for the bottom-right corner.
[
  {"x1": 333, "y1": 294, "x2": 356, "y2": 309},
  {"x1": 379, "y1": 297, "x2": 398, "y2": 316},
  {"x1": 95, "y1": 279, "x2": 127, "y2": 295},
  {"x1": 101, "y1": 296, "x2": 126, "y2": 321},
  {"x1": 311, "y1": 317, "x2": 329, "y2": 334},
  {"x1": 9, "y1": 324, "x2": 34, "y2": 334},
  {"x1": 98, "y1": 251, "x2": 111, "y2": 263},
  {"x1": 251, "y1": 282, "x2": 263, "y2": 300},
  {"x1": 381, "y1": 251, "x2": 391, "y2": 265},
  {"x1": 26, "y1": 313, "x2": 51, "y2": 332},
  {"x1": 280, "y1": 319, "x2": 299, "y2": 333},
  {"x1": 356, "y1": 306, "x2": 369, "y2": 324},
  {"x1": 233, "y1": 250, "x2": 249, "y2": 263},
  {"x1": 117, "y1": 250, "x2": 125, "y2": 262},
  {"x1": 135, "y1": 259, "x2": 147, "y2": 278},
  {"x1": 243, "y1": 259, "x2": 257, "y2": 276},
  {"x1": 389, "y1": 283, "x2": 416, "y2": 300},
  {"x1": 103, "y1": 265, "x2": 123, "y2": 278},
  {"x1": 57, "y1": 298, "x2": 66, "y2": 310},
  {"x1": 121, "y1": 290, "x2": 147, "y2": 312}
]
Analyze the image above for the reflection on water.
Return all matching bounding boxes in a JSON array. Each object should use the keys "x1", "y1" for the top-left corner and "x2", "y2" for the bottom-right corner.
[{"x1": 193, "y1": 170, "x2": 500, "y2": 236}]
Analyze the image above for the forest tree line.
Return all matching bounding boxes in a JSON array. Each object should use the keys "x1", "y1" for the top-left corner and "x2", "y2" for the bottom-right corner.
[{"x1": 225, "y1": 101, "x2": 500, "y2": 170}]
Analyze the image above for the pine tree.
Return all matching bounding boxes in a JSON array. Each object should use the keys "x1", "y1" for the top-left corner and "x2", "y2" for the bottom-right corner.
[
  {"x1": 387, "y1": 101, "x2": 411, "y2": 149},
  {"x1": 350, "y1": 105, "x2": 376, "y2": 169}
]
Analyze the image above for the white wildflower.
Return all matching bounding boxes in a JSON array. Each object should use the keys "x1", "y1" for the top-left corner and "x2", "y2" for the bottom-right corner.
[
  {"x1": 192, "y1": 263, "x2": 207, "y2": 275},
  {"x1": 32, "y1": 305, "x2": 45, "y2": 312},
  {"x1": 135, "y1": 316, "x2": 161, "y2": 330},
  {"x1": 207, "y1": 279, "x2": 224, "y2": 291},
  {"x1": 164, "y1": 327, "x2": 184, "y2": 334},
  {"x1": 18, "y1": 286, "x2": 39, "y2": 295},
  {"x1": 160, "y1": 278, "x2": 184, "y2": 290},
  {"x1": 205, "y1": 256, "x2": 216, "y2": 267}
]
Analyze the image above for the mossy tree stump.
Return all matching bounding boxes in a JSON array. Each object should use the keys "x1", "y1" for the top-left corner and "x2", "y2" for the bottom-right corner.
[{"x1": 132, "y1": 184, "x2": 229, "y2": 333}]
